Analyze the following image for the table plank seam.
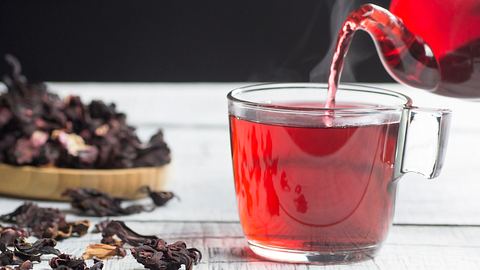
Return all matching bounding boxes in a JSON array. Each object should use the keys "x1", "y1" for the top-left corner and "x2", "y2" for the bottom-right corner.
[{"x1": 101, "y1": 219, "x2": 480, "y2": 227}]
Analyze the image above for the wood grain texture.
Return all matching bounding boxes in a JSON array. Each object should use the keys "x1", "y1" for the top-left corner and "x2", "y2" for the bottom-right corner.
[{"x1": 0, "y1": 164, "x2": 169, "y2": 200}]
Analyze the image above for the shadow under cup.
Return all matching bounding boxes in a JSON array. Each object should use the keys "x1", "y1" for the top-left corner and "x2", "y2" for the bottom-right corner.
[{"x1": 227, "y1": 84, "x2": 451, "y2": 264}]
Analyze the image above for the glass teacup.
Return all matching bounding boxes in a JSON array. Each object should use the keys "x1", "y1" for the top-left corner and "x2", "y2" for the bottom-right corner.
[{"x1": 228, "y1": 83, "x2": 451, "y2": 264}]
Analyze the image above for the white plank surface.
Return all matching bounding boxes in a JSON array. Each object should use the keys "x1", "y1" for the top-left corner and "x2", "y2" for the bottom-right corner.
[{"x1": 28, "y1": 222, "x2": 480, "y2": 270}]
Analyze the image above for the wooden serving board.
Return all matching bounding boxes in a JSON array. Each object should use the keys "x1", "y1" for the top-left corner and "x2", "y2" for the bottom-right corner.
[{"x1": 0, "y1": 164, "x2": 169, "y2": 201}]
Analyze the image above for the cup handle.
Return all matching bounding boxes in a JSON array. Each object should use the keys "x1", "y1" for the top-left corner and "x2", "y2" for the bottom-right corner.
[{"x1": 398, "y1": 107, "x2": 452, "y2": 179}]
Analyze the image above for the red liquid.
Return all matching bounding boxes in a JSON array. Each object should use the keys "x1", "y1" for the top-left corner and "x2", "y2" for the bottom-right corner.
[
  {"x1": 390, "y1": 0, "x2": 480, "y2": 59},
  {"x1": 436, "y1": 39, "x2": 480, "y2": 97},
  {"x1": 327, "y1": 4, "x2": 439, "y2": 107},
  {"x1": 390, "y1": 0, "x2": 480, "y2": 98},
  {"x1": 327, "y1": 3, "x2": 480, "y2": 103},
  {"x1": 229, "y1": 110, "x2": 400, "y2": 251}
]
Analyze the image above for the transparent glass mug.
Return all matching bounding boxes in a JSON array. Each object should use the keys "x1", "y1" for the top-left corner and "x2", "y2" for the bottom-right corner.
[{"x1": 227, "y1": 83, "x2": 451, "y2": 264}]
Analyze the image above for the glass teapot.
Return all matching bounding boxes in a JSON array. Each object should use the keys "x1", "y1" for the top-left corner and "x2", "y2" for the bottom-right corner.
[{"x1": 335, "y1": 1, "x2": 480, "y2": 98}]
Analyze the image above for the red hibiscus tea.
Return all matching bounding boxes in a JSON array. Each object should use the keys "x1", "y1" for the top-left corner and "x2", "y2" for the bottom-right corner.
[
  {"x1": 229, "y1": 103, "x2": 400, "y2": 254},
  {"x1": 230, "y1": 99, "x2": 399, "y2": 262},
  {"x1": 228, "y1": 84, "x2": 451, "y2": 263}
]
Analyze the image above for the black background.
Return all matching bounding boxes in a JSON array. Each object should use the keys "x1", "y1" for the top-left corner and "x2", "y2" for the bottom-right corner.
[{"x1": 0, "y1": 0, "x2": 392, "y2": 82}]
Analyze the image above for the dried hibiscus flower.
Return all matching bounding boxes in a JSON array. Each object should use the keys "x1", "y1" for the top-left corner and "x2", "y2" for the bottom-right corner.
[
  {"x1": 93, "y1": 221, "x2": 202, "y2": 270},
  {"x1": 0, "y1": 238, "x2": 59, "y2": 270},
  {"x1": 18, "y1": 260, "x2": 33, "y2": 270},
  {"x1": 0, "y1": 243, "x2": 23, "y2": 267},
  {"x1": 0, "y1": 54, "x2": 171, "y2": 169},
  {"x1": 0, "y1": 260, "x2": 33, "y2": 270},
  {"x1": 63, "y1": 188, "x2": 147, "y2": 217},
  {"x1": 49, "y1": 254, "x2": 103, "y2": 270},
  {"x1": 0, "y1": 226, "x2": 28, "y2": 247},
  {"x1": 139, "y1": 186, "x2": 176, "y2": 207},
  {"x1": 0, "y1": 203, "x2": 90, "y2": 240},
  {"x1": 63, "y1": 187, "x2": 175, "y2": 217},
  {"x1": 95, "y1": 220, "x2": 158, "y2": 247},
  {"x1": 82, "y1": 243, "x2": 126, "y2": 260},
  {"x1": 13, "y1": 238, "x2": 60, "y2": 262},
  {"x1": 131, "y1": 240, "x2": 202, "y2": 270}
]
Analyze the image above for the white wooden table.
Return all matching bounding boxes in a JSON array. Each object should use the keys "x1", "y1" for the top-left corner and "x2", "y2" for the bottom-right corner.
[{"x1": 1, "y1": 83, "x2": 479, "y2": 269}]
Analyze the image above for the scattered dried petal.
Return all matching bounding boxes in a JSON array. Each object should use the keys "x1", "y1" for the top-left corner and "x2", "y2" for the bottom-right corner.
[
  {"x1": 139, "y1": 186, "x2": 176, "y2": 207},
  {"x1": 131, "y1": 240, "x2": 201, "y2": 270},
  {"x1": 93, "y1": 221, "x2": 202, "y2": 270},
  {"x1": 99, "y1": 236, "x2": 123, "y2": 248},
  {"x1": 82, "y1": 243, "x2": 126, "y2": 260},
  {"x1": 69, "y1": 221, "x2": 90, "y2": 237},
  {"x1": 14, "y1": 238, "x2": 60, "y2": 262},
  {"x1": 62, "y1": 188, "x2": 147, "y2": 217},
  {"x1": 0, "y1": 203, "x2": 90, "y2": 240},
  {"x1": 0, "y1": 243, "x2": 22, "y2": 266},
  {"x1": 0, "y1": 260, "x2": 33, "y2": 270},
  {"x1": 17, "y1": 260, "x2": 33, "y2": 270},
  {"x1": 0, "y1": 237, "x2": 58, "y2": 269},
  {"x1": 98, "y1": 221, "x2": 158, "y2": 247},
  {"x1": 0, "y1": 227, "x2": 28, "y2": 247},
  {"x1": 63, "y1": 187, "x2": 176, "y2": 217},
  {"x1": 49, "y1": 254, "x2": 103, "y2": 270}
]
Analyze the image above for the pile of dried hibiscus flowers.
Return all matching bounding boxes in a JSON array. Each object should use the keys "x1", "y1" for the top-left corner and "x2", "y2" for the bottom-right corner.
[
  {"x1": 0, "y1": 54, "x2": 170, "y2": 169},
  {"x1": 0, "y1": 55, "x2": 197, "y2": 269},
  {"x1": 0, "y1": 187, "x2": 201, "y2": 270}
]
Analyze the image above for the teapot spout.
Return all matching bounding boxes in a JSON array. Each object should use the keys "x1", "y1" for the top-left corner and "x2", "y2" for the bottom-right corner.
[{"x1": 329, "y1": 4, "x2": 440, "y2": 92}]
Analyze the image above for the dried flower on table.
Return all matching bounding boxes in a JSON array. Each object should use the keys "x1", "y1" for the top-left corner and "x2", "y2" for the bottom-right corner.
[
  {"x1": 0, "y1": 203, "x2": 90, "y2": 240},
  {"x1": 91, "y1": 222, "x2": 123, "y2": 247},
  {"x1": 0, "y1": 54, "x2": 171, "y2": 169},
  {"x1": 0, "y1": 260, "x2": 33, "y2": 270},
  {"x1": 68, "y1": 220, "x2": 91, "y2": 238},
  {"x1": 13, "y1": 238, "x2": 60, "y2": 262},
  {"x1": 18, "y1": 260, "x2": 33, "y2": 270},
  {"x1": 17, "y1": 260, "x2": 33, "y2": 270},
  {"x1": 0, "y1": 243, "x2": 23, "y2": 267},
  {"x1": 139, "y1": 186, "x2": 176, "y2": 207},
  {"x1": 131, "y1": 240, "x2": 202, "y2": 270},
  {"x1": 0, "y1": 226, "x2": 29, "y2": 247},
  {"x1": 49, "y1": 254, "x2": 103, "y2": 270},
  {"x1": 63, "y1": 188, "x2": 147, "y2": 217},
  {"x1": 82, "y1": 243, "x2": 126, "y2": 260},
  {"x1": 63, "y1": 187, "x2": 176, "y2": 217},
  {"x1": 95, "y1": 220, "x2": 158, "y2": 247},
  {"x1": 0, "y1": 237, "x2": 59, "y2": 269},
  {"x1": 93, "y1": 220, "x2": 202, "y2": 270}
]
